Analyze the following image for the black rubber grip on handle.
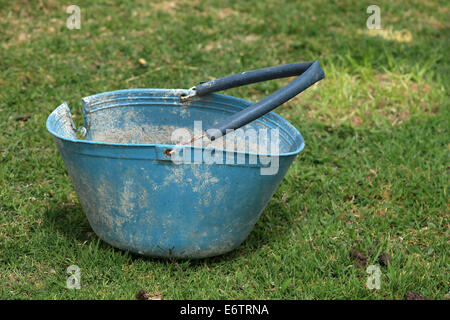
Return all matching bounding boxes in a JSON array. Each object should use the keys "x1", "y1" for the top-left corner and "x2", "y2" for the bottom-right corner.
[{"x1": 198, "y1": 60, "x2": 325, "y2": 141}]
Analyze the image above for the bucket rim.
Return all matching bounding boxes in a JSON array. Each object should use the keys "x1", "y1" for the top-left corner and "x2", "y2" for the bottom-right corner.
[{"x1": 46, "y1": 88, "x2": 305, "y2": 158}]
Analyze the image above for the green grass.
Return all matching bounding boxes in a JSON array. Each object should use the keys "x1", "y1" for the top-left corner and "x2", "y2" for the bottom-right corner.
[{"x1": 0, "y1": 0, "x2": 448, "y2": 299}]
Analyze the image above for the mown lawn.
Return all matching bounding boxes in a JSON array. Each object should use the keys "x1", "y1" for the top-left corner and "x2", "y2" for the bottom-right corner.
[{"x1": 0, "y1": 0, "x2": 448, "y2": 299}]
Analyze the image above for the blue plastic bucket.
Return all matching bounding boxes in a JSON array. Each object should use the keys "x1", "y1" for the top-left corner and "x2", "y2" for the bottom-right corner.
[{"x1": 47, "y1": 88, "x2": 305, "y2": 258}]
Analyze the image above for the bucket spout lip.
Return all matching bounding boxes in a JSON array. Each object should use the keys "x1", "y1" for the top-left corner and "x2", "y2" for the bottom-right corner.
[{"x1": 46, "y1": 102, "x2": 78, "y2": 140}]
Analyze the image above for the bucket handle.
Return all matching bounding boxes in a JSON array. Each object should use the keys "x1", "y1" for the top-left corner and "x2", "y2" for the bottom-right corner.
[{"x1": 183, "y1": 60, "x2": 325, "y2": 140}]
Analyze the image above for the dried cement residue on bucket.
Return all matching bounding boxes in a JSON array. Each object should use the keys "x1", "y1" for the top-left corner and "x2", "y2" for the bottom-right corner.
[{"x1": 89, "y1": 125, "x2": 271, "y2": 154}]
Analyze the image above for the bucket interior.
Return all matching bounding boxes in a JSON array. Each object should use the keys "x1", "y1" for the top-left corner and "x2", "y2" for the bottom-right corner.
[{"x1": 50, "y1": 89, "x2": 304, "y2": 156}]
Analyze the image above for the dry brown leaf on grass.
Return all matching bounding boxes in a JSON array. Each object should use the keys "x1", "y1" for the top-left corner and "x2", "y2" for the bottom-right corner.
[
  {"x1": 377, "y1": 253, "x2": 393, "y2": 266},
  {"x1": 138, "y1": 58, "x2": 148, "y2": 68},
  {"x1": 349, "y1": 249, "x2": 367, "y2": 268},
  {"x1": 404, "y1": 291, "x2": 428, "y2": 300},
  {"x1": 15, "y1": 114, "x2": 32, "y2": 122},
  {"x1": 135, "y1": 289, "x2": 163, "y2": 300},
  {"x1": 46, "y1": 75, "x2": 55, "y2": 82},
  {"x1": 264, "y1": 281, "x2": 277, "y2": 292}
]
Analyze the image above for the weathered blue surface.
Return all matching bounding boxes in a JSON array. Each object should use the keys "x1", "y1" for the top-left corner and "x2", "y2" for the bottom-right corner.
[{"x1": 46, "y1": 89, "x2": 305, "y2": 258}]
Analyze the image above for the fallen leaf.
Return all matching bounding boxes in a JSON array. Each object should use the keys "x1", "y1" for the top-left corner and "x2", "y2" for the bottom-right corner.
[
  {"x1": 405, "y1": 291, "x2": 428, "y2": 300},
  {"x1": 135, "y1": 290, "x2": 162, "y2": 300},
  {"x1": 15, "y1": 114, "x2": 31, "y2": 122},
  {"x1": 378, "y1": 253, "x2": 392, "y2": 266},
  {"x1": 350, "y1": 249, "x2": 367, "y2": 268},
  {"x1": 138, "y1": 58, "x2": 148, "y2": 67}
]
